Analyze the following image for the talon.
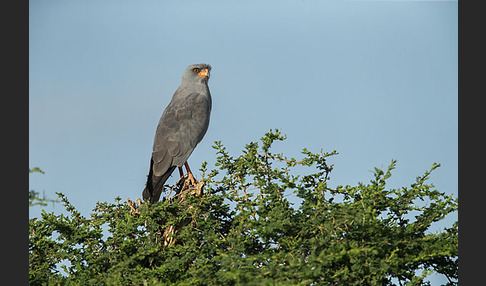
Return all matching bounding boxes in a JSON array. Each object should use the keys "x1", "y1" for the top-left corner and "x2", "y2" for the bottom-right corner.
[
  {"x1": 187, "y1": 172, "x2": 197, "y2": 185},
  {"x1": 185, "y1": 162, "x2": 197, "y2": 185}
]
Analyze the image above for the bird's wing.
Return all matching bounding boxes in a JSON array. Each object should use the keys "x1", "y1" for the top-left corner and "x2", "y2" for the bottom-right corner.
[{"x1": 151, "y1": 92, "x2": 211, "y2": 176}]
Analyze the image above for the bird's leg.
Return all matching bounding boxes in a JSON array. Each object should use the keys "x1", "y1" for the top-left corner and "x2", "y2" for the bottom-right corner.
[
  {"x1": 184, "y1": 162, "x2": 197, "y2": 185},
  {"x1": 178, "y1": 167, "x2": 184, "y2": 178},
  {"x1": 176, "y1": 167, "x2": 185, "y2": 188}
]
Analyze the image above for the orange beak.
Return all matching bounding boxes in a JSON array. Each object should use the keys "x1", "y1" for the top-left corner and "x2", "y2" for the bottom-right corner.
[{"x1": 197, "y1": 68, "x2": 209, "y2": 78}]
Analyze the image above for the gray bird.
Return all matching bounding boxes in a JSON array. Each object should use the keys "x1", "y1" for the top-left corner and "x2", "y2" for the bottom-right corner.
[{"x1": 142, "y1": 63, "x2": 212, "y2": 203}]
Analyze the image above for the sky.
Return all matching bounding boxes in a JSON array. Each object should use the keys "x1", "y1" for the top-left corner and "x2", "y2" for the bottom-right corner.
[{"x1": 29, "y1": 0, "x2": 457, "y2": 283}]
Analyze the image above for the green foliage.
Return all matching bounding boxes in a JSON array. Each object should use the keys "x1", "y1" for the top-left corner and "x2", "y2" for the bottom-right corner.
[
  {"x1": 29, "y1": 168, "x2": 59, "y2": 207},
  {"x1": 29, "y1": 130, "x2": 458, "y2": 285}
]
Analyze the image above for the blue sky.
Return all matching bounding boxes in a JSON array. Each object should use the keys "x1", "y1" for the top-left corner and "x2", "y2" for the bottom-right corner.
[{"x1": 29, "y1": 0, "x2": 457, "y2": 282}]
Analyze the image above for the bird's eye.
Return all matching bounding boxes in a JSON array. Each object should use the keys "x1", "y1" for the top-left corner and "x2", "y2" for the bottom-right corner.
[{"x1": 193, "y1": 68, "x2": 200, "y2": 73}]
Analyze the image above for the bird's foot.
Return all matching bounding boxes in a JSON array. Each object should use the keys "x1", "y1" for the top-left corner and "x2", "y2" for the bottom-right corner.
[{"x1": 187, "y1": 172, "x2": 197, "y2": 185}]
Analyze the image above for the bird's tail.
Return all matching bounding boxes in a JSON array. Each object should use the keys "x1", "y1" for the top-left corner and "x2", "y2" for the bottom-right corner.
[
  {"x1": 142, "y1": 159, "x2": 176, "y2": 204},
  {"x1": 142, "y1": 186, "x2": 155, "y2": 203}
]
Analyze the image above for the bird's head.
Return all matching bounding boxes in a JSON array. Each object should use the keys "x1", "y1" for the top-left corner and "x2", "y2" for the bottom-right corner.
[{"x1": 182, "y1": 63, "x2": 211, "y2": 84}]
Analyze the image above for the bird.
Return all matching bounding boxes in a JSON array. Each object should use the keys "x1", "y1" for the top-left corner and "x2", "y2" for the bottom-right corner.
[{"x1": 142, "y1": 63, "x2": 212, "y2": 204}]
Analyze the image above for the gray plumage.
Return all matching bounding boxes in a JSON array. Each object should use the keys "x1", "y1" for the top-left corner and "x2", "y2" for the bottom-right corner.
[{"x1": 142, "y1": 63, "x2": 212, "y2": 203}]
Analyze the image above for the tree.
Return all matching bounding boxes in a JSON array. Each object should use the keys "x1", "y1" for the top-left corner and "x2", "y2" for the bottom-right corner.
[
  {"x1": 29, "y1": 130, "x2": 458, "y2": 285},
  {"x1": 29, "y1": 167, "x2": 59, "y2": 207}
]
